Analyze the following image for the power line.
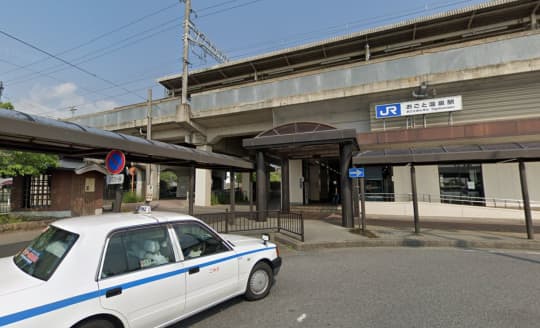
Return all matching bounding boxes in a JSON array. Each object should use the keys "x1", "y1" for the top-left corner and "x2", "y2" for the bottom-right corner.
[
  {"x1": 197, "y1": 0, "x2": 245, "y2": 13},
  {"x1": 197, "y1": 0, "x2": 267, "y2": 18},
  {"x1": 198, "y1": 0, "x2": 476, "y2": 61},
  {"x1": 0, "y1": 1, "x2": 179, "y2": 76},
  {"x1": 0, "y1": 57, "x2": 134, "y2": 102},
  {"x1": 1, "y1": 0, "x2": 478, "y2": 116},
  {"x1": 4, "y1": 19, "x2": 181, "y2": 86},
  {"x1": 1, "y1": 53, "x2": 181, "y2": 118},
  {"x1": 0, "y1": 29, "x2": 147, "y2": 101},
  {"x1": 3, "y1": 0, "x2": 267, "y2": 86},
  {"x1": 5, "y1": 82, "x2": 160, "y2": 119}
]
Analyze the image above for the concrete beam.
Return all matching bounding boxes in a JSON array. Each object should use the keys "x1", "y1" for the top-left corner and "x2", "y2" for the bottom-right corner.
[{"x1": 191, "y1": 32, "x2": 540, "y2": 118}]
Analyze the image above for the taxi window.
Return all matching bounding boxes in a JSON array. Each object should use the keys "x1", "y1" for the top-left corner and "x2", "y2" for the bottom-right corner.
[
  {"x1": 101, "y1": 226, "x2": 174, "y2": 279},
  {"x1": 13, "y1": 226, "x2": 78, "y2": 281},
  {"x1": 173, "y1": 223, "x2": 228, "y2": 260}
]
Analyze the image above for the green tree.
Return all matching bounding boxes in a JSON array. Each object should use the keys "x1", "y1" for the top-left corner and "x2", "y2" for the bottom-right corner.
[{"x1": 0, "y1": 102, "x2": 58, "y2": 176}]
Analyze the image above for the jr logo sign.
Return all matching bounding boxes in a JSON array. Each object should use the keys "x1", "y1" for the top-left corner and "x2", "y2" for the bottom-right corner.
[{"x1": 375, "y1": 103, "x2": 402, "y2": 119}]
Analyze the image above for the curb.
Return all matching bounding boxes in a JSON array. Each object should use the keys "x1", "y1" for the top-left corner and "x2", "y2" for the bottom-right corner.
[
  {"x1": 274, "y1": 234, "x2": 540, "y2": 252},
  {"x1": 0, "y1": 220, "x2": 54, "y2": 233}
]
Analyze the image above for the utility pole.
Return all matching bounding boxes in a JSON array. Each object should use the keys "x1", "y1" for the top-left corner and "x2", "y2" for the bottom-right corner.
[
  {"x1": 179, "y1": 0, "x2": 228, "y2": 214},
  {"x1": 0, "y1": 81, "x2": 4, "y2": 102},
  {"x1": 69, "y1": 106, "x2": 77, "y2": 117},
  {"x1": 180, "y1": 0, "x2": 228, "y2": 110},
  {"x1": 145, "y1": 88, "x2": 153, "y2": 205},
  {"x1": 181, "y1": 0, "x2": 191, "y2": 110}
]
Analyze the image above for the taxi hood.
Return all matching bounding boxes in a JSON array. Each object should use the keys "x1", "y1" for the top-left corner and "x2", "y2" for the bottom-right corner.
[
  {"x1": 221, "y1": 234, "x2": 265, "y2": 247},
  {"x1": 0, "y1": 257, "x2": 43, "y2": 297}
]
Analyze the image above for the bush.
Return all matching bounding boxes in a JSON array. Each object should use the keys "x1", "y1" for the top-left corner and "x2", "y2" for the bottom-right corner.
[
  {"x1": 122, "y1": 191, "x2": 144, "y2": 203},
  {"x1": 211, "y1": 189, "x2": 248, "y2": 205},
  {"x1": 0, "y1": 214, "x2": 26, "y2": 224}
]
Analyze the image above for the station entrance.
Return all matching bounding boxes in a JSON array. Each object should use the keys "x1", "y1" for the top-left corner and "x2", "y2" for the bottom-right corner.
[{"x1": 243, "y1": 122, "x2": 359, "y2": 227}]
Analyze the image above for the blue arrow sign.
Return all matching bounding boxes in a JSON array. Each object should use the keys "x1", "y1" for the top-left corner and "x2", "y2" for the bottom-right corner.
[{"x1": 348, "y1": 167, "x2": 365, "y2": 178}]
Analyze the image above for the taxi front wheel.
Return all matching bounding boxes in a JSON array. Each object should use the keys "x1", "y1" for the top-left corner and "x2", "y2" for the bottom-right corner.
[{"x1": 245, "y1": 261, "x2": 273, "y2": 301}]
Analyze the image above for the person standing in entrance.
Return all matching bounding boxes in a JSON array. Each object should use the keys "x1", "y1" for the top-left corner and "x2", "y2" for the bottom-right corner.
[{"x1": 332, "y1": 180, "x2": 340, "y2": 205}]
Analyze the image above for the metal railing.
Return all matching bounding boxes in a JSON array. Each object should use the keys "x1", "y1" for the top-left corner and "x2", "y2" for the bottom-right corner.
[
  {"x1": 363, "y1": 192, "x2": 540, "y2": 210},
  {"x1": 0, "y1": 189, "x2": 10, "y2": 214},
  {"x1": 197, "y1": 211, "x2": 304, "y2": 242}
]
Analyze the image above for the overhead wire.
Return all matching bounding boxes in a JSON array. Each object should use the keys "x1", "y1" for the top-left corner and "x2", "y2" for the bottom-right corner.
[
  {"x1": 0, "y1": 29, "x2": 148, "y2": 102},
  {"x1": 0, "y1": 1, "x2": 180, "y2": 76},
  {"x1": 4, "y1": 18, "x2": 182, "y2": 86},
  {"x1": 3, "y1": 0, "x2": 268, "y2": 86},
  {"x1": 2, "y1": 0, "x2": 275, "y2": 118},
  {"x1": 0, "y1": 57, "x2": 139, "y2": 102},
  {"x1": 2, "y1": 0, "x2": 478, "y2": 118},
  {"x1": 197, "y1": 0, "x2": 267, "y2": 18},
  {"x1": 221, "y1": 0, "x2": 476, "y2": 59}
]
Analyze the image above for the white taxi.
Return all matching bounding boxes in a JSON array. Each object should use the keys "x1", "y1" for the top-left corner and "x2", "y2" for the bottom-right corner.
[{"x1": 0, "y1": 210, "x2": 281, "y2": 328}]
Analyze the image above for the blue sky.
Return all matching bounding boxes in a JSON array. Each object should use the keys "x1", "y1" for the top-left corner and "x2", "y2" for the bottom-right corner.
[{"x1": 0, "y1": 0, "x2": 487, "y2": 118}]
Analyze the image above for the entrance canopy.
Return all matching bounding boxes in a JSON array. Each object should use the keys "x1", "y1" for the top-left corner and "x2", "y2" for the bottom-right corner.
[
  {"x1": 0, "y1": 110, "x2": 253, "y2": 170},
  {"x1": 243, "y1": 122, "x2": 359, "y2": 158},
  {"x1": 354, "y1": 142, "x2": 540, "y2": 166}
]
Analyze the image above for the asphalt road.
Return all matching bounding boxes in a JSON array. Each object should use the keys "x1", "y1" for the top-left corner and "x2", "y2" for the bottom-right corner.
[
  {"x1": 0, "y1": 241, "x2": 29, "y2": 257},
  {"x1": 2, "y1": 242, "x2": 540, "y2": 327},
  {"x1": 174, "y1": 247, "x2": 540, "y2": 328}
]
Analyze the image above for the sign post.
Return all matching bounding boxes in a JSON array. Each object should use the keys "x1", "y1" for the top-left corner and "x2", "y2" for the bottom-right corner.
[
  {"x1": 105, "y1": 150, "x2": 126, "y2": 213},
  {"x1": 105, "y1": 150, "x2": 126, "y2": 175},
  {"x1": 360, "y1": 178, "x2": 366, "y2": 231},
  {"x1": 349, "y1": 168, "x2": 366, "y2": 231}
]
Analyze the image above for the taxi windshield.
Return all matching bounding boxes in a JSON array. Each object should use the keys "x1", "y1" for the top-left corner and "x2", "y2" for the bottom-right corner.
[{"x1": 13, "y1": 226, "x2": 78, "y2": 281}]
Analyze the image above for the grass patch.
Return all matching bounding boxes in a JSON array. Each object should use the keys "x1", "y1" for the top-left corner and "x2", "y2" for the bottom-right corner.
[
  {"x1": 0, "y1": 214, "x2": 23, "y2": 224},
  {"x1": 0, "y1": 214, "x2": 42, "y2": 224},
  {"x1": 349, "y1": 228, "x2": 379, "y2": 238},
  {"x1": 122, "y1": 191, "x2": 144, "y2": 203}
]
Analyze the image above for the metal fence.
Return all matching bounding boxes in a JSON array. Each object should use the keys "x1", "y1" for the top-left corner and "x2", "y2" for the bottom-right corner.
[
  {"x1": 363, "y1": 192, "x2": 540, "y2": 210},
  {"x1": 0, "y1": 189, "x2": 10, "y2": 214},
  {"x1": 197, "y1": 211, "x2": 304, "y2": 242}
]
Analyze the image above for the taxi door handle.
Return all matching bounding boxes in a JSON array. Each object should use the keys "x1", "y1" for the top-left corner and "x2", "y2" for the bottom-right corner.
[
  {"x1": 189, "y1": 266, "x2": 200, "y2": 275},
  {"x1": 106, "y1": 287, "x2": 123, "y2": 298}
]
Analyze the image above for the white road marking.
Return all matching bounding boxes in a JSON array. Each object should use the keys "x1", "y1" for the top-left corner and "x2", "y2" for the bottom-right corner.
[{"x1": 297, "y1": 313, "x2": 307, "y2": 323}]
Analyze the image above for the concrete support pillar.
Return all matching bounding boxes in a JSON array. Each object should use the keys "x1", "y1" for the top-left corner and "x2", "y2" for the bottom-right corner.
[
  {"x1": 519, "y1": 161, "x2": 534, "y2": 239},
  {"x1": 281, "y1": 157, "x2": 290, "y2": 213},
  {"x1": 152, "y1": 164, "x2": 160, "y2": 200},
  {"x1": 289, "y1": 159, "x2": 303, "y2": 205},
  {"x1": 195, "y1": 168, "x2": 212, "y2": 206},
  {"x1": 195, "y1": 145, "x2": 213, "y2": 207},
  {"x1": 240, "y1": 172, "x2": 251, "y2": 202},
  {"x1": 167, "y1": 167, "x2": 188, "y2": 199},
  {"x1": 256, "y1": 151, "x2": 267, "y2": 220},
  {"x1": 340, "y1": 143, "x2": 354, "y2": 228},
  {"x1": 135, "y1": 168, "x2": 144, "y2": 198}
]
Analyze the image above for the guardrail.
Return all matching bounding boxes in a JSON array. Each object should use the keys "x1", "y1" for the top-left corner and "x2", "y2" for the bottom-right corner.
[
  {"x1": 197, "y1": 211, "x2": 304, "y2": 242},
  {"x1": 363, "y1": 192, "x2": 540, "y2": 210}
]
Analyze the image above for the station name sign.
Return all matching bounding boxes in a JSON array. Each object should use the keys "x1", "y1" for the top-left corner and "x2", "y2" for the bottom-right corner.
[{"x1": 375, "y1": 95, "x2": 462, "y2": 119}]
